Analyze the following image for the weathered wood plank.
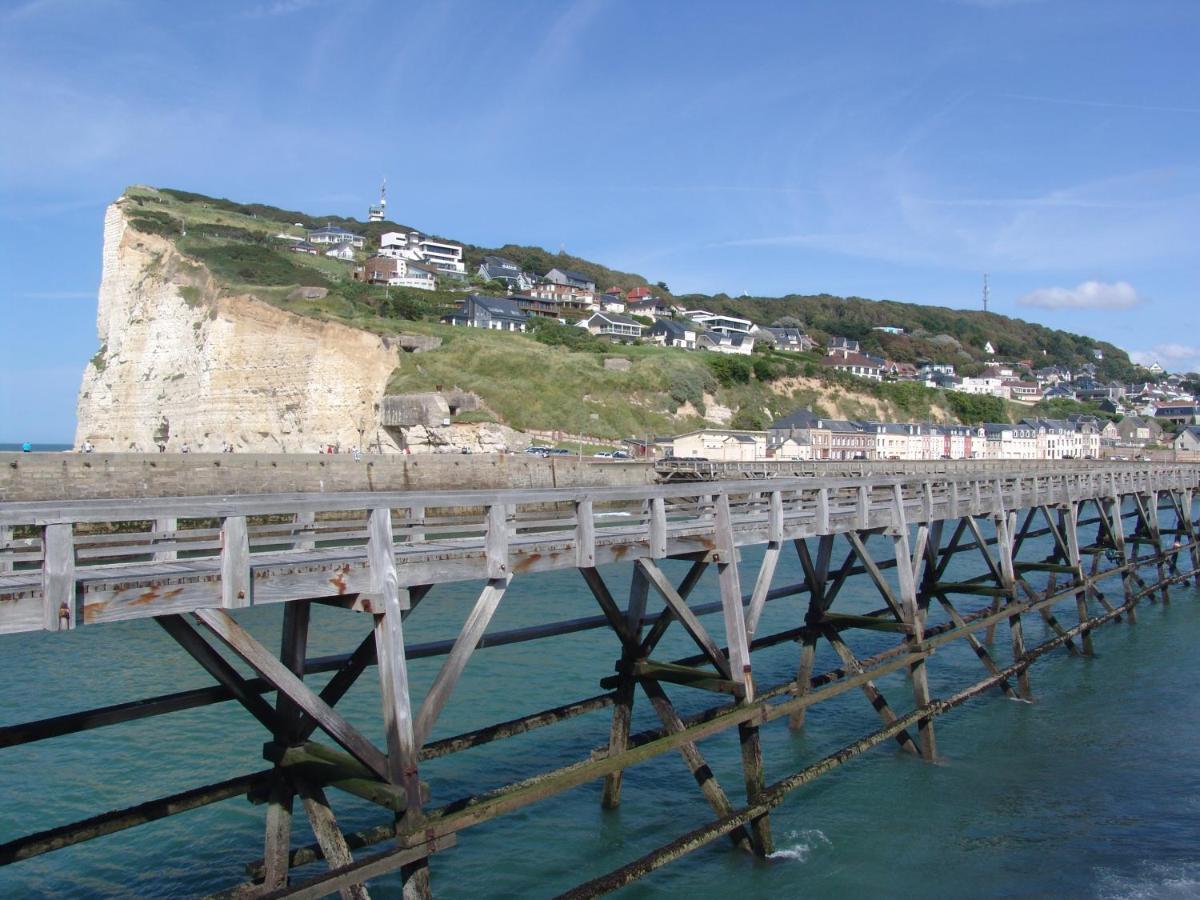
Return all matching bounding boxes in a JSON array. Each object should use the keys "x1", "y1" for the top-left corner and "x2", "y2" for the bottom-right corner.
[
  {"x1": 41, "y1": 523, "x2": 75, "y2": 632},
  {"x1": 220, "y1": 516, "x2": 251, "y2": 609}
]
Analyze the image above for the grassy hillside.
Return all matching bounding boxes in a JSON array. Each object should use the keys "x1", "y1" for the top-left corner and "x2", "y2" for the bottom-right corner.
[
  {"x1": 115, "y1": 184, "x2": 1126, "y2": 438},
  {"x1": 385, "y1": 322, "x2": 966, "y2": 438}
]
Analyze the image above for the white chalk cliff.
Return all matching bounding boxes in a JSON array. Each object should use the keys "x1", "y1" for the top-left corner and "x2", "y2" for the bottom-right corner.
[{"x1": 76, "y1": 199, "x2": 406, "y2": 453}]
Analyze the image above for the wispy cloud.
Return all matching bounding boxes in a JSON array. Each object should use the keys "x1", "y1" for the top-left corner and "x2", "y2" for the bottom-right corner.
[
  {"x1": 1001, "y1": 92, "x2": 1200, "y2": 115},
  {"x1": 241, "y1": 0, "x2": 331, "y2": 18},
  {"x1": 1018, "y1": 281, "x2": 1144, "y2": 310},
  {"x1": 1128, "y1": 344, "x2": 1200, "y2": 374}
]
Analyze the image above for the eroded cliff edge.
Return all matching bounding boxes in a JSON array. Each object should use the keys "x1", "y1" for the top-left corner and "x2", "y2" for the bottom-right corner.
[{"x1": 75, "y1": 199, "x2": 409, "y2": 453}]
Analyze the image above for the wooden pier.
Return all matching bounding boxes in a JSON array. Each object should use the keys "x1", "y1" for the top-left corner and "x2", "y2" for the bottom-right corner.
[{"x1": 1, "y1": 461, "x2": 1198, "y2": 896}]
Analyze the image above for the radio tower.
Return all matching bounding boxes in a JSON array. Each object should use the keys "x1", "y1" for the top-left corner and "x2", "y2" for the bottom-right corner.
[
  {"x1": 368, "y1": 179, "x2": 387, "y2": 222},
  {"x1": 982, "y1": 273, "x2": 990, "y2": 314}
]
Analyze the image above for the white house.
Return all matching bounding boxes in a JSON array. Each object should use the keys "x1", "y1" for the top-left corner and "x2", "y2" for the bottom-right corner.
[
  {"x1": 579, "y1": 311, "x2": 643, "y2": 341},
  {"x1": 699, "y1": 332, "x2": 755, "y2": 355},
  {"x1": 649, "y1": 318, "x2": 698, "y2": 350},
  {"x1": 669, "y1": 430, "x2": 766, "y2": 461},
  {"x1": 686, "y1": 311, "x2": 754, "y2": 336},
  {"x1": 379, "y1": 231, "x2": 466, "y2": 277},
  {"x1": 308, "y1": 225, "x2": 365, "y2": 248},
  {"x1": 355, "y1": 256, "x2": 437, "y2": 291}
]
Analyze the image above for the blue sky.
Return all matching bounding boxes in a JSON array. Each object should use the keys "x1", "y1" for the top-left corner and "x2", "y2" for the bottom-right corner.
[{"x1": 2, "y1": 0, "x2": 1198, "y2": 441}]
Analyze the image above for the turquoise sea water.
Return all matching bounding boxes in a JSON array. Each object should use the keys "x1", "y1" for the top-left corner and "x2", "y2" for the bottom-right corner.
[{"x1": 1, "y1": 530, "x2": 1198, "y2": 898}]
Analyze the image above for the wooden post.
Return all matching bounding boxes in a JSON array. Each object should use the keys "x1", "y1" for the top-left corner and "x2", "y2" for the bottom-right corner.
[
  {"x1": 261, "y1": 599, "x2": 311, "y2": 892},
  {"x1": 715, "y1": 492, "x2": 771, "y2": 855},
  {"x1": 649, "y1": 496, "x2": 667, "y2": 559},
  {"x1": 789, "y1": 534, "x2": 833, "y2": 731},
  {"x1": 153, "y1": 517, "x2": 177, "y2": 562},
  {"x1": 221, "y1": 515, "x2": 251, "y2": 609},
  {"x1": 1060, "y1": 503, "x2": 1094, "y2": 656},
  {"x1": 601, "y1": 565, "x2": 649, "y2": 809},
  {"x1": 575, "y1": 499, "x2": 595, "y2": 568},
  {"x1": 368, "y1": 507, "x2": 430, "y2": 900},
  {"x1": 1106, "y1": 495, "x2": 1137, "y2": 619},
  {"x1": 0, "y1": 523, "x2": 11, "y2": 575},
  {"x1": 41, "y1": 523, "x2": 75, "y2": 632},
  {"x1": 995, "y1": 508, "x2": 1030, "y2": 700},
  {"x1": 893, "y1": 485, "x2": 935, "y2": 760}
]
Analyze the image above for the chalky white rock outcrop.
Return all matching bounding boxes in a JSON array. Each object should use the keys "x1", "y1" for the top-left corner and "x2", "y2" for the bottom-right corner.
[{"x1": 76, "y1": 199, "x2": 405, "y2": 453}]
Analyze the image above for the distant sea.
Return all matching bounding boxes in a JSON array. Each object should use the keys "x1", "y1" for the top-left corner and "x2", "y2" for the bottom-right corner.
[{"x1": 0, "y1": 443, "x2": 72, "y2": 452}]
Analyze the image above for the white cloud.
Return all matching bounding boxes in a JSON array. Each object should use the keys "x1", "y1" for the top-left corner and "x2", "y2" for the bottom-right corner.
[
  {"x1": 1128, "y1": 344, "x2": 1200, "y2": 374},
  {"x1": 1017, "y1": 280, "x2": 1144, "y2": 310}
]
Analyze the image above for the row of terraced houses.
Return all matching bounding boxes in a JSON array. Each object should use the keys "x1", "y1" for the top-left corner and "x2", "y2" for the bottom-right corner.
[{"x1": 662, "y1": 409, "x2": 1112, "y2": 462}]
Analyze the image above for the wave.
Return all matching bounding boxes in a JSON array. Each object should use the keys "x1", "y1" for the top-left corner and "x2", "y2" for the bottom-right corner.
[
  {"x1": 767, "y1": 828, "x2": 832, "y2": 863},
  {"x1": 1095, "y1": 861, "x2": 1200, "y2": 899}
]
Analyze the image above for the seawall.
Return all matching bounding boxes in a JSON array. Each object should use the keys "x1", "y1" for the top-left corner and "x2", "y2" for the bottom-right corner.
[{"x1": 0, "y1": 453, "x2": 655, "y2": 502}]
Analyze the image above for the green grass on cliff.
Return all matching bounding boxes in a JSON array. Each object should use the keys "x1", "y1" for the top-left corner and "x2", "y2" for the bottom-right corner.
[{"x1": 387, "y1": 324, "x2": 712, "y2": 438}]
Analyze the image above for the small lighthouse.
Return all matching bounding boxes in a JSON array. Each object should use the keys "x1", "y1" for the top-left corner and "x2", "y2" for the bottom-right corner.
[{"x1": 368, "y1": 179, "x2": 387, "y2": 222}]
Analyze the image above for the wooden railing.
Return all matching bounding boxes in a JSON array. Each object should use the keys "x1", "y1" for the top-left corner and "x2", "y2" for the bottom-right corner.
[{"x1": 2, "y1": 464, "x2": 1196, "y2": 636}]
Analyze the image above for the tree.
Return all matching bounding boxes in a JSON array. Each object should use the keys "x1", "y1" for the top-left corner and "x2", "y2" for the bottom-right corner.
[
  {"x1": 705, "y1": 354, "x2": 752, "y2": 386},
  {"x1": 655, "y1": 281, "x2": 670, "y2": 292},
  {"x1": 731, "y1": 408, "x2": 766, "y2": 430}
]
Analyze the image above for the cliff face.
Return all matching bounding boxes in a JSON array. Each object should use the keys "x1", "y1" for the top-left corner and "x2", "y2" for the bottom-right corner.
[{"x1": 75, "y1": 201, "x2": 404, "y2": 453}]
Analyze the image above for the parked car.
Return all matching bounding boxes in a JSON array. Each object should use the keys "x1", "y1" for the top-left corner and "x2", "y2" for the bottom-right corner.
[
  {"x1": 611, "y1": 450, "x2": 630, "y2": 459},
  {"x1": 548, "y1": 448, "x2": 571, "y2": 456},
  {"x1": 524, "y1": 446, "x2": 551, "y2": 455},
  {"x1": 593, "y1": 452, "x2": 612, "y2": 458}
]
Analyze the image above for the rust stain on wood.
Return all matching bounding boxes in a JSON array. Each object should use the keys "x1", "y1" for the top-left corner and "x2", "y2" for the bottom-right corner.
[
  {"x1": 513, "y1": 553, "x2": 541, "y2": 574},
  {"x1": 329, "y1": 563, "x2": 352, "y2": 595},
  {"x1": 83, "y1": 601, "x2": 108, "y2": 622}
]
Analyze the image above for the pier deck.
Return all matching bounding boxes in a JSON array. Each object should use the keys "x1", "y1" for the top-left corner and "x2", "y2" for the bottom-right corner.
[{"x1": 1, "y1": 461, "x2": 1197, "y2": 897}]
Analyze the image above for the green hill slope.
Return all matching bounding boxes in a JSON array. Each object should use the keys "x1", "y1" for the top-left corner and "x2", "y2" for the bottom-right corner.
[{"x1": 114, "y1": 185, "x2": 1129, "y2": 437}]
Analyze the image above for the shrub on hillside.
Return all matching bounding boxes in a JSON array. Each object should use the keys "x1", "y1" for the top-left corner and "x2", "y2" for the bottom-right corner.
[
  {"x1": 731, "y1": 408, "x2": 766, "y2": 430},
  {"x1": 180, "y1": 240, "x2": 330, "y2": 288},
  {"x1": 667, "y1": 368, "x2": 713, "y2": 413},
  {"x1": 706, "y1": 354, "x2": 752, "y2": 387},
  {"x1": 945, "y1": 392, "x2": 1007, "y2": 424},
  {"x1": 528, "y1": 318, "x2": 606, "y2": 352}
]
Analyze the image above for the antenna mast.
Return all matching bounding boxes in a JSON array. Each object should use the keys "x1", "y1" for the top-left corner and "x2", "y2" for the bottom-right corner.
[{"x1": 982, "y1": 273, "x2": 990, "y2": 314}]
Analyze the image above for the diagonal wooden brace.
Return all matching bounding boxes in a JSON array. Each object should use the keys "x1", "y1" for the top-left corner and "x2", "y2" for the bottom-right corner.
[{"x1": 193, "y1": 608, "x2": 390, "y2": 782}]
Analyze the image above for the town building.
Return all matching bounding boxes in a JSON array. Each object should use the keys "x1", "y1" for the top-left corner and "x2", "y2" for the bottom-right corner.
[
  {"x1": 354, "y1": 256, "x2": 437, "y2": 291},
  {"x1": 759, "y1": 327, "x2": 815, "y2": 352},
  {"x1": 649, "y1": 318, "x2": 698, "y2": 350},
  {"x1": 379, "y1": 231, "x2": 466, "y2": 278},
  {"x1": 307, "y1": 225, "x2": 365, "y2": 248},
  {"x1": 699, "y1": 332, "x2": 755, "y2": 355},
  {"x1": 686, "y1": 312, "x2": 754, "y2": 336},
  {"x1": 529, "y1": 281, "x2": 594, "y2": 314},
  {"x1": 820, "y1": 351, "x2": 883, "y2": 381},
  {"x1": 442, "y1": 294, "x2": 528, "y2": 331},
  {"x1": 579, "y1": 311, "x2": 643, "y2": 342},
  {"x1": 1174, "y1": 426, "x2": 1200, "y2": 453},
  {"x1": 668, "y1": 430, "x2": 766, "y2": 461},
  {"x1": 477, "y1": 256, "x2": 535, "y2": 291},
  {"x1": 1155, "y1": 403, "x2": 1200, "y2": 426},
  {"x1": 545, "y1": 268, "x2": 597, "y2": 294}
]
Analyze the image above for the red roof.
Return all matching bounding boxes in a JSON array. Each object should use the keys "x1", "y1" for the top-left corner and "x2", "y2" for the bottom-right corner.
[{"x1": 626, "y1": 286, "x2": 653, "y2": 300}]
